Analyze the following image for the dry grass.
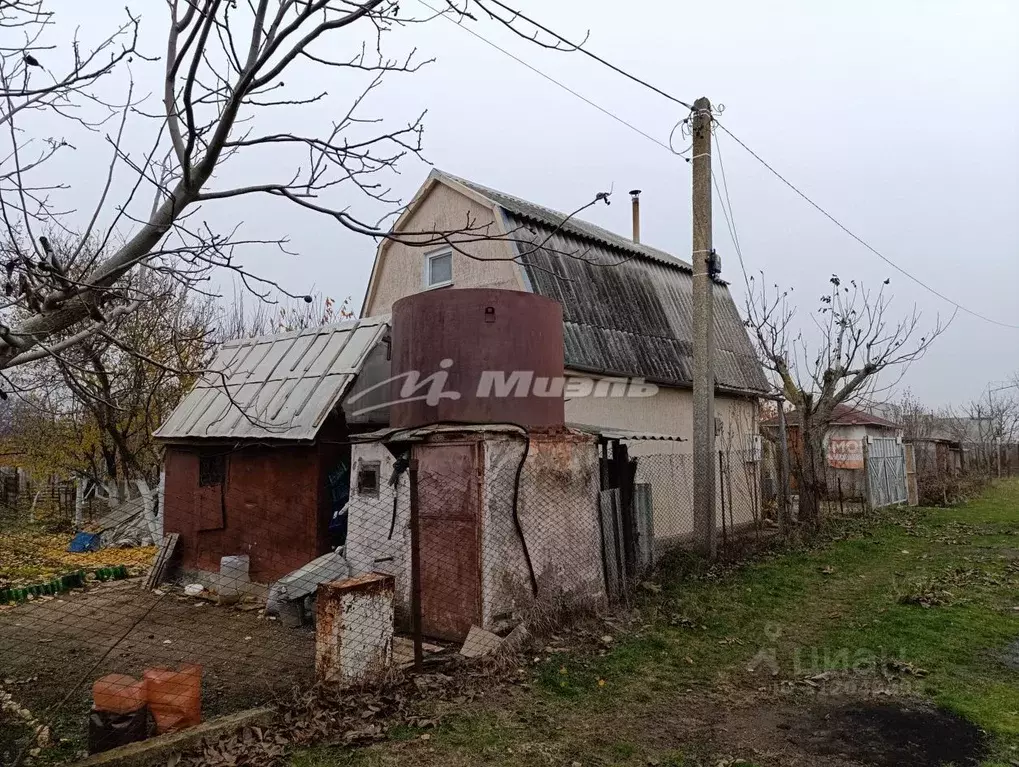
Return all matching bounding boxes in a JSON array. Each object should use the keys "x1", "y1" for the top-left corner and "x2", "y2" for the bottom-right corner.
[{"x1": 0, "y1": 529, "x2": 156, "y2": 588}]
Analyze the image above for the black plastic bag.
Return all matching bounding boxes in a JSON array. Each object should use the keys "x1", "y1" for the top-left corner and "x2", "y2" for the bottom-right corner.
[{"x1": 87, "y1": 706, "x2": 152, "y2": 754}]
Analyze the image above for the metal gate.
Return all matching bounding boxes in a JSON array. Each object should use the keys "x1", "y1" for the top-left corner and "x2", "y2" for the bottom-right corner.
[
  {"x1": 413, "y1": 442, "x2": 483, "y2": 642},
  {"x1": 866, "y1": 437, "x2": 908, "y2": 508}
]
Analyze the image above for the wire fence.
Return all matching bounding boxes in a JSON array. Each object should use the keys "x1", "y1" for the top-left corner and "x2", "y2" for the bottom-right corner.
[{"x1": 0, "y1": 432, "x2": 1012, "y2": 762}]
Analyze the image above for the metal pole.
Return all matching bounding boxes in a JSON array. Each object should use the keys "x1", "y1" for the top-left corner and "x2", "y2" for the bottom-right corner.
[
  {"x1": 862, "y1": 440, "x2": 873, "y2": 513},
  {"x1": 630, "y1": 189, "x2": 641, "y2": 243},
  {"x1": 692, "y1": 96, "x2": 716, "y2": 559},
  {"x1": 408, "y1": 458, "x2": 423, "y2": 671},
  {"x1": 718, "y1": 450, "x2": 727, "y2": 550}
]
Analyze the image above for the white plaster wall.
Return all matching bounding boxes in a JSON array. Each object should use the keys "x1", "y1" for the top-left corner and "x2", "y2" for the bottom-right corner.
[
  {"x1": 344, "y1": 443, "x2": 412, "y2": 617},
  {"x1": 363, "y1": 183, "x2": 524, "y2": 316},
  {"x1": 566, "y1": 375, "x2": 762, "y2": 541},
  {"x1": 481, "y1": 434, "x2": 604, "y2": 628},
  {"x1": 338, "y1": 586, "x2": 394, "y2": 684}
]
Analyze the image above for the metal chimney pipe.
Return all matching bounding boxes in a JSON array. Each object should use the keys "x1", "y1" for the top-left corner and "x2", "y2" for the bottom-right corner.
[{"x1": 629, "y1": 189, "x2": 641, "y2": 243}]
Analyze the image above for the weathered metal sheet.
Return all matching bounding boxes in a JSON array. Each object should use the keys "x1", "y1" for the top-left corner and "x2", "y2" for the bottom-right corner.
[
  {"x1": 316, "y1": 574, "x2": 395, "y2": 685},
  {"x1": 414, "y1": 442, "x2": 482, "y2": 642},
  {"x1": 435, "y1": 172, "x2": 768, "y2": 395},
  {"x1": 391, "y1": 288, "x2": 565, "y2": 428},
  {"x1": 154, "y1": 316, "x2": 389, "y2": 442}
]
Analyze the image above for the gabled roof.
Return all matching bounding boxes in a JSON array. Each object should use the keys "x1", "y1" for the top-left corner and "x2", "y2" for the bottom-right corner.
[
  {"x1": 764, "y1": 404, "x2": 902, "y2": 429},
  {"x1": 426, "y1": 171, "x2": 768, "y2": 395},
  {"x1": 436, "y1": 171, "x2": 691, "y2": 270},
  {"x1": 828, "y1": 404, "x2": 901, "y2": 428},
  {"x1": 155, "y1": 316, "x2": 389, "y2": 442}
]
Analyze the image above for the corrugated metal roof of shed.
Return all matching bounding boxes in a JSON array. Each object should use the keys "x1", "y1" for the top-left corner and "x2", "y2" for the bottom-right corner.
[{"x1": 154, "y1": 316, "x2": 389, "y2": 442}]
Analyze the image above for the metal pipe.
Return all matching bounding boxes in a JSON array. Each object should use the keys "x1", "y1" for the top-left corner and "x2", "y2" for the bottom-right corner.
[
  {"x1": 629, "y1": 189, "x2": 641, "y2": 243},
  {"x1": 408, "y1": 458, "x2": 423, "y2": 671}
]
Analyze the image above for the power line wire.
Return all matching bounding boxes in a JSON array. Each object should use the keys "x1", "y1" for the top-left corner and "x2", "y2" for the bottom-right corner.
[
  {"x1": 714, "y1": 120, "x2": 1019, "y2": 330},
  {"x1": 418, "y1": 0, "x2": 676, "y2": 154},
  {"x1": 426, "y1": 0, "x2": 1016, "y2": 331},
  {"x1": 476, "y1": 0, "x2": 694, "y2": 110},
  {"x1": 712, "y1": 129, "x2": 751, "y2": 295}
]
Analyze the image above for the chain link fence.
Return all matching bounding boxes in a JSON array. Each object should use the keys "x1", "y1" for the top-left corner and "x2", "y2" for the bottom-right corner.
[{"x1": 6, "y1": 427, "x2": 1007, "y2": 762}]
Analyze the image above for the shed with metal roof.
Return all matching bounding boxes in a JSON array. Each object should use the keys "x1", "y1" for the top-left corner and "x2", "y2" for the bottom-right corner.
[{"x1": 155, "y1": 316, "x2": 392, "y2": 583}]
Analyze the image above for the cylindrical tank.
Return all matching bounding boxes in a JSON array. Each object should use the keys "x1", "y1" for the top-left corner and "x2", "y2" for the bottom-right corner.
[{"x1": 391, "y1": 288, "x2": 564, "y2": 428}]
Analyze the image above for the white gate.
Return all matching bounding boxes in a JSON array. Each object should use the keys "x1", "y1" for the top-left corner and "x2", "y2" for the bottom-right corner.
[{"x1": 866, "y1": 437, "x2": 908, "y2": 508}]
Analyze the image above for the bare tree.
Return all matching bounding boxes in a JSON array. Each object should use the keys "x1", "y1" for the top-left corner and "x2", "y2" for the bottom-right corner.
[
  {"x1": 219, "y1": 290, "x2": 354, "y2": 341},
  {"x1": 3, "y1": 261, "x2": 216, "y2": 527},
  {"x1": 746, "y1": 274, "x2": 946, "y2": 527},
  {"x1": 0, "y1": 0, "x2": 610, "y2": 392}
]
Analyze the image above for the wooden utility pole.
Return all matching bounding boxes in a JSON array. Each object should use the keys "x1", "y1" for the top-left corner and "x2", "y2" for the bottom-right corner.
[{"x1": 691, "y1": 96, "x2": 716, "y2": 559}]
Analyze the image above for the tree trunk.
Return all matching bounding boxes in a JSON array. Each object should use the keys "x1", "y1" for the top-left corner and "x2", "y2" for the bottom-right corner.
[{"x1": 798, "y1": 422, "x2": 827, "y2": 529}]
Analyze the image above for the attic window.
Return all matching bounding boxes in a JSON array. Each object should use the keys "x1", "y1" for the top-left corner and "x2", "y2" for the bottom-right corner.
[
  {"x1": 357, "y1": 462, "x2": 380, "y2": 497},
  {"x1": 425, "y1": 250, "x2": 453, "y2": 288},
  {"x1": 199, "y1": 454, "x2": 226, "y2": 487}
]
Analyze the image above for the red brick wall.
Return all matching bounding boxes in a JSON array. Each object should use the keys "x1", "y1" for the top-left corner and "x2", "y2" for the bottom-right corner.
[{"x1": 164, "y1": 443, "x2": 328, "y2": 583}]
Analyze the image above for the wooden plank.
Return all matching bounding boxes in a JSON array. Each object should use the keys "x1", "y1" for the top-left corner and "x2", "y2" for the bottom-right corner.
[
  {"x1": 612, "y1": 487, "x2": 628, "y2": 591},
  {"x1": 632, "y1": 483, "x2": 654, "y2": 571},
  {"x1": 599, "y1": 489, "x2": 621, "y2": 600},
  {"x1": 143, "y1": 532, "x2": 179, "y2": 591}
]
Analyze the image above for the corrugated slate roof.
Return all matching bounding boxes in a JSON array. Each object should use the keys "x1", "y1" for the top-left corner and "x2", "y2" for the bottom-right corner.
[
  {"x1": 154, "y1": 316, "x2": 389, "y2": 442},
  {"x1": 433, "y1": 171, "x2": 768, "y2": 394},
  {"x1": 438, "y1": 171, "x2": 690, "y2": 270}
]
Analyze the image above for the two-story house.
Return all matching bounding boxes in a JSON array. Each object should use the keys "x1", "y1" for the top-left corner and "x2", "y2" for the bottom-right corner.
[{"x1": 361, "y1": 170, "x2": 770, "y2": 539}]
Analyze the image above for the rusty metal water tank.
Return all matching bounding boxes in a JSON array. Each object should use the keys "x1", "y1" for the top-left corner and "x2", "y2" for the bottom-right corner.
[{"x1": 390, "y1": 288, "x2": 565, "y2": 428}]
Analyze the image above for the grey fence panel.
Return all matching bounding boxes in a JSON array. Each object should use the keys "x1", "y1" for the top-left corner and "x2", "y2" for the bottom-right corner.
[{"x1": 867, "y1": 437, "x2": 908, "y2": 508}]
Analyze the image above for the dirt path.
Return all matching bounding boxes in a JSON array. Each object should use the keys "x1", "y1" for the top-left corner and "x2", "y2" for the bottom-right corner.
[{"x1": 0, "y1": 580, "x2": 314, "y2": 761}]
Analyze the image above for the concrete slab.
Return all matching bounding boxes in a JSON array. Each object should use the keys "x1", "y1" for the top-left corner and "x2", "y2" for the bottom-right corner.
[{"x1": 459, "y1": 626, "x2": 503, "y2": 658}]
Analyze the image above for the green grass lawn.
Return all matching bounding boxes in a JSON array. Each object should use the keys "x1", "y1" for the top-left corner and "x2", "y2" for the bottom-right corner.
[{"x1": 294, "y1": 480, "x2": 1019, "y2": 767}]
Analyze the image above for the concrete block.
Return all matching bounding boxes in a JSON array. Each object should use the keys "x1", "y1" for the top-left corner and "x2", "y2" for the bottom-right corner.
[
  {"x1": 459, "y1": 625, "x2": 503, "y2": 658},
  {"x1": 316, "y1": 573, "x2": 395, "y2": 685}
]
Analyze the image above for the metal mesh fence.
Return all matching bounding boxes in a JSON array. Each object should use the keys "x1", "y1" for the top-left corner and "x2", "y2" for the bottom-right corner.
[
  {"x1": 10, "y1": 428, "x2": 1007, "y2": 761},
  {"x1": 630, "y1": 448, "x2": 772, "y2": 558},
  {"x1": 0, "y1": 431, "x2": 614, "y2": 762}
]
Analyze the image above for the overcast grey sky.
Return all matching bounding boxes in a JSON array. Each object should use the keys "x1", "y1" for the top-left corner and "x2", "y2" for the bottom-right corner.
[{"x1": 41, "y1": 0, "x2": 1019, "y2": 407}]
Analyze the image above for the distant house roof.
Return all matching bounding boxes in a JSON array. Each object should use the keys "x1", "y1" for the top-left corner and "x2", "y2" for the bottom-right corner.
[
  {"x1": 155, "y1": 316, "x2": 389, "y2": 443},
  {"x1": 928, "y1": 416, "x2": 995, "y2": 444},
  {"x1": 828, "y1": 404, "x2": 901, "y2": 428},
  {"x1": 764, "y1": 404, "x2": 901, "y2": 430},
  {"x1": 431, "y1": 171, "x2": 769, "y2": 395}
]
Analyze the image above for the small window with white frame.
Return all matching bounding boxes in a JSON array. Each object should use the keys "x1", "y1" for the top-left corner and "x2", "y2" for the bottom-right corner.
[{"x1": 425, "y1": 250, "x2": 453, "y2": 288}]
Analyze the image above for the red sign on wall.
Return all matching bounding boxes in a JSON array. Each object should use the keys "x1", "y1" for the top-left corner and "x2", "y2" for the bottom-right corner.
[{"x1": 828, "y1": 438, "x2": 864, "y2": 469}]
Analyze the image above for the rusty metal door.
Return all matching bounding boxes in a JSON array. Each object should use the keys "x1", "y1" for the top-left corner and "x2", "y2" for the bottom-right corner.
[{"x1": 414, "y1": 442, "x2": 482, "y2": 641}]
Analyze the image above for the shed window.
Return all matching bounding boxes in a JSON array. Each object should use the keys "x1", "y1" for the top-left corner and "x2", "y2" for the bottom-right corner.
[
  {"x1": 425, "y1": 251, "x2": 452, "y2": 288},
  {"x1": 357, "y1": 462, "x2": 380, "y2": 497},
  {"x1": 199, "y1": 454, "x2": 226, "y2": 487}
]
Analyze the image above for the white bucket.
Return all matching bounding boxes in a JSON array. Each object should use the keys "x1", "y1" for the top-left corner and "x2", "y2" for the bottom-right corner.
[{"x1": 218, "y1": 554, "x2": 250, "y2": 599}]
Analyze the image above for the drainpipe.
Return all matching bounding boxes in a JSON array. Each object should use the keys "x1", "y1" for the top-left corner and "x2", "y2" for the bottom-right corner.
[{"x1": 629, "y1": 189, "x2": 641, "y2": 243}]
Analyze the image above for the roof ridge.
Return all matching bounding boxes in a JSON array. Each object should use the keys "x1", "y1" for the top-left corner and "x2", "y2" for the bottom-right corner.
[{"x1": 432, "y1": 169, "x2": 692, "y2": 271}]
